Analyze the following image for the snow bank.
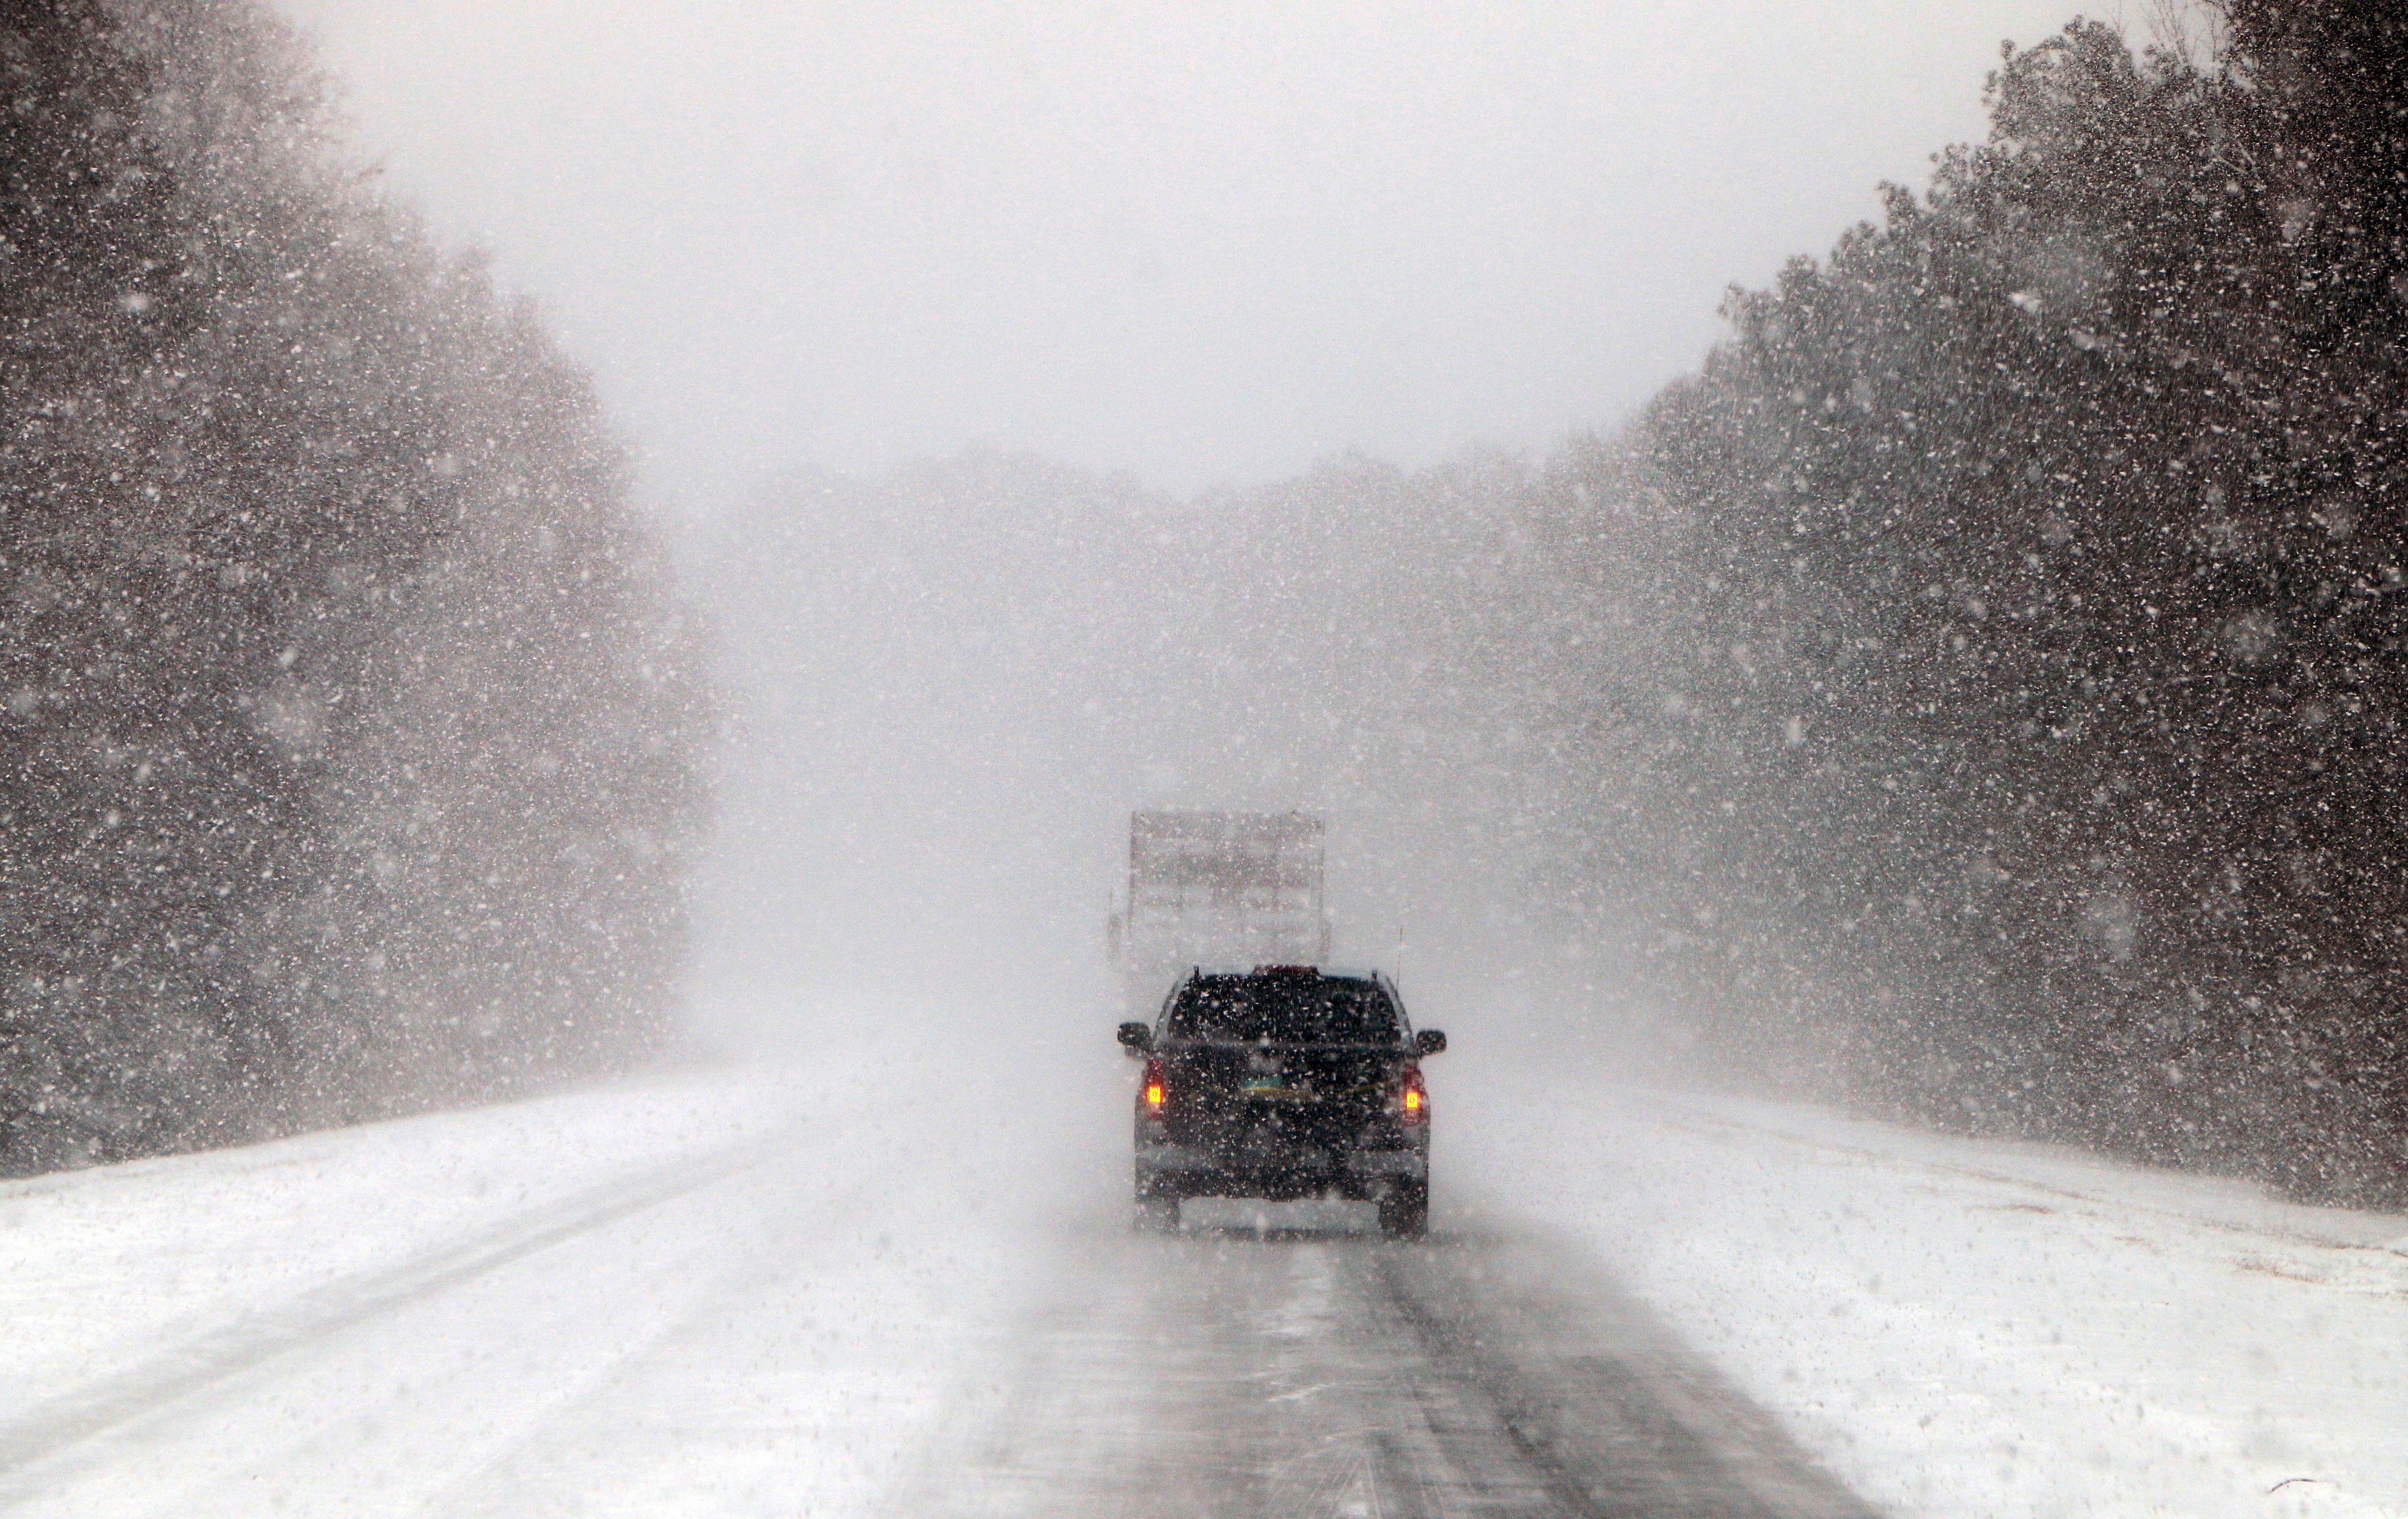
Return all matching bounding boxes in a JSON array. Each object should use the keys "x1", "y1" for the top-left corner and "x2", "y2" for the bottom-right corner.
[
  {"x1": 0, "y1": 1070, "x2": 801, "y2": 1438},
  {"x1": 1458, "y1": 1071, "x2": 2408, "y2": 1518}
]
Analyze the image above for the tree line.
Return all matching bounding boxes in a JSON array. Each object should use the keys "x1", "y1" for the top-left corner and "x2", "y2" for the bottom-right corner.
[
  {"x1": 0, "y1": 0, "x2": 706, "y2": 1172},
  {"x1": 1540, "y1": 2, "x2": 2408, "y2": 1200}
]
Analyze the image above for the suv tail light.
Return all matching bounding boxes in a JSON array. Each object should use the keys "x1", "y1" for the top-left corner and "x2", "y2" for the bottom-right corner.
[
  {"x1": 1398, "y1": 1063, "x2": 1427, "y2": 1125},
  {"x1": 1142, "y1": 1056, "x2": 1166, "y2": 1113}
]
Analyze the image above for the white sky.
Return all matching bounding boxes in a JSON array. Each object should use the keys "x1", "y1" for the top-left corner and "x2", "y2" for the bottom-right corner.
[{"x1": 271, "y1": 0, "x2": 2108, "y2": 509}]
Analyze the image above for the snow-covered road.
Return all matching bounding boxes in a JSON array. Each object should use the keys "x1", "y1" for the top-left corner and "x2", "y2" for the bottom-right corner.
[
  {"x1": 1, "y1": 1032, "x2": 2400, "y2": 1516},
  {"x1": 883, "y1": 1207, "x2": 1868, "y2": 1517},
  {"x1": 0, "y1": 1047, "x2": 1064, "y2": 1516}
]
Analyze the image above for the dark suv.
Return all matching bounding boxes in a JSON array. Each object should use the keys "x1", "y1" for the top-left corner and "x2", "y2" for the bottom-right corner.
[{"x1": 1116, "y1": 966, "x2": 1445, "y2": 1237}]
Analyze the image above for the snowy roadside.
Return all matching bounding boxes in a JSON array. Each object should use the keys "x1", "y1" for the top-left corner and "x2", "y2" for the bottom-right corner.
[
  {"x1": 0, "y1": 1068, "x2": 808, "y2": 1438},
  {"x1": 0, "y1": 1022, "x2": 1120, "y2": 1516},
  {"x1": 1456, "y1": 1067, "x2": 2408, "y2": 1519}
]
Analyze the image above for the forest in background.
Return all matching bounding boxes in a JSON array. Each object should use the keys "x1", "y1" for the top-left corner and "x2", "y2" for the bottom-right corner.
[
  {"x1": 1548, "y1": 2, "x2": 2408, "y2": 1202},
  {"x1": 0, "y1": 0, "x2": 706, "y2": 1173}
]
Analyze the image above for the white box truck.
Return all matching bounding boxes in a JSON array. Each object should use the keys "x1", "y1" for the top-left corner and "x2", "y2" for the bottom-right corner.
[{"x1": 1109, "y1": 810, "x2": 1329, "y2": 1011}]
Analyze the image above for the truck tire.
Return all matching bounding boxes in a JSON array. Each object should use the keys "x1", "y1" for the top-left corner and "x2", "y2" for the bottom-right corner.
[
  {"x1": 1133, "y1": 1193, "x2": 1179, "y2": 1234},
  {"x1": 1377, "y1": 1182, "x2": 1427, "y2": 1240}
]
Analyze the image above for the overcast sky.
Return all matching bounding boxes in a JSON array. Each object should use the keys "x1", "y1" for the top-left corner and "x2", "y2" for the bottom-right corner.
[{"x1": 271, "y1": 0, "x2": 2119, "y2": 509}]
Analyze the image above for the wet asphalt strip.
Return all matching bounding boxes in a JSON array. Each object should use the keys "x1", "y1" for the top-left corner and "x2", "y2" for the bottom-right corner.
[
  {"x1": 888, "y1": 1210, "x2": 1880, "y2": 1519},
  {"x1": 1371, "y1": 1232, "x2": 1877, "y2": 1518}
]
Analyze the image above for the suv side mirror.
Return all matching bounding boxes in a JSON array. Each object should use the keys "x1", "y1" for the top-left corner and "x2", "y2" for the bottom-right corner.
[
  {"x1": 1414, "y1": 1029, "x2": 1447, "y2": 1057},
  {"x1": 1117, "y1": 1021, "x2": 1153, "y2": 1056}
]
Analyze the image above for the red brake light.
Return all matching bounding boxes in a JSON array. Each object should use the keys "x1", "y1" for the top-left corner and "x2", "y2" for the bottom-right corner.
[
  {"x1": 1142, "y1": 1056, "x2": 1166, "y2": 1112},
  {"x1": 1398, "y1": 1063, "x2": 1427, "y2": 1125}
]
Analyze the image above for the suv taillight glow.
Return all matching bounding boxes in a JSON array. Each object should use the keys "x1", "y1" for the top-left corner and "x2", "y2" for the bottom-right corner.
[
  {"x1": 1398, "y1": 1063, "x2": 1427, "y2": 1125},
  {"x1": 1142, "y1": 1056, "x2": 1166, "y2": 1113}
]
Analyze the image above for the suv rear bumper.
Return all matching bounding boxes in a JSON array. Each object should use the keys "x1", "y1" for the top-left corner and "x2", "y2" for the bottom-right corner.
[{"x1": 1135, "y1": 1139, "x2": 1427, "y2": 1200}]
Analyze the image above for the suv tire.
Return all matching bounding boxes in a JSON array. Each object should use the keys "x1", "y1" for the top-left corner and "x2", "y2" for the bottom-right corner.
[{"x1": 1377, "y1": 1182, "x2": 1428, "y2": 1240}]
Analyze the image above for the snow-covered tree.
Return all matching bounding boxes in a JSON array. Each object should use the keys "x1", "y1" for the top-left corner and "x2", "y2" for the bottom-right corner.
[
  {"x1": 0, "y1": 1, "x2": 706, "y2": 1170},
  {"x1": 1552, "y1": 10, "x2": 2408, "y2": 1200}
]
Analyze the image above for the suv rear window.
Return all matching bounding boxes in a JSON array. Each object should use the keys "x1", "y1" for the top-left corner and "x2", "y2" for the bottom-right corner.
[{"x1": 1166, "y1": 975, "x2": 1402, "y2": 1045}]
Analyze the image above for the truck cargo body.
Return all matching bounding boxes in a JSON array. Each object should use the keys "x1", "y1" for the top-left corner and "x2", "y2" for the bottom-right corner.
[{"x1": 1112, "y1": 811, "x2": 1329, "y2": 1008}]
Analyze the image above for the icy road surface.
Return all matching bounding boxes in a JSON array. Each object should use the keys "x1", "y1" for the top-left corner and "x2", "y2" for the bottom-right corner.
[
  {"x1": 883, "y1": 1212, "x2": 1867, "y2": 1517},
  {"x1": 0, "y1": 1027, "x2": 2400, "y2": 1517}
]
